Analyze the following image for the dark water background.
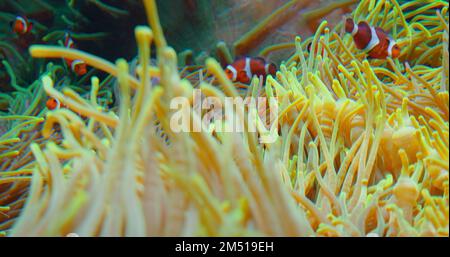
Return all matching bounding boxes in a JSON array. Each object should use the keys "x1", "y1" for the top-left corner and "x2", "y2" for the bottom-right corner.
[
  {"x1": 1, "y1": 0, "x2": 349, "y2": 60},
  {"x1": 0, "y1": 0, "x2": 355, "y2": 93}
]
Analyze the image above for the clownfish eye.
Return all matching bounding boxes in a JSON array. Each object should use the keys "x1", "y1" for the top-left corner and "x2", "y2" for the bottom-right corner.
[
  {"x1": 391, "y1": 44, "x2": 401, "y2": 58},
  {"x1": 46, "y1": 99, "x2": 58, "y2": 110}
]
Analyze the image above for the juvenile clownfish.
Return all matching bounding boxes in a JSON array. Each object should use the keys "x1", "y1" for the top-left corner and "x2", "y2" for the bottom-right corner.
[
  {"x1": 10, "y1": 15, "x2": 33, "y2": 35},
  {"x1": 225, "y1": 57, "x2": 277, "y2": 84},
  {"x1": 46, "y1": 97, "x2": 86, "y2": 118},
  {"x1": 46, "y1": 97, "x2": 64, "y2": 110},
  {"x1": 345, "y1": 18, "x2": 400, "y2": 59},
  {"x1": 63, "y1": 33, "x2": 87, "y2": 76}
]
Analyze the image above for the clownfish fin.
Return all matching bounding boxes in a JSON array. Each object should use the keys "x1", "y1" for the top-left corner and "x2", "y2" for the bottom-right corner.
[
  {"x1": 253, "y1": 56, "x2": 267, "y2": 63},
  {"x1": 234, "y1": 56, "x2": 247, "y2": 62}
]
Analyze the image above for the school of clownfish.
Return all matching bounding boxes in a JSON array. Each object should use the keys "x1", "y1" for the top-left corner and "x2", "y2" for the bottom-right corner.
[{"x1": 10, "y1": 14, "x2": 402, "y2": 111}]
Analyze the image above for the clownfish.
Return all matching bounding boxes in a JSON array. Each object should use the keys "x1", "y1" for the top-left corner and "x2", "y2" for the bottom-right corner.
[
  {"x1": 63, "y1": 33, "x2": 87, "y2": 76},
  {"x1": 225, "y1": 57, "x2": 277, "y2": 84},
  {"x1": 46, "y1": 97, "x2": 64, "y2": 110},
  {"x1": 345, "y1": 18, "x2": 400, "y2": 59},
  {"x1": 46, "y1": 97, "x2": 86, "y2": 119},
  {"x1": 10, "y1": 16, "x2": 33, "y2": 35}
]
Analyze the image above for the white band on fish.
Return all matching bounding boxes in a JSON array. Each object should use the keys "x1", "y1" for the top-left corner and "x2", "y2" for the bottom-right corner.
[
  {"x1": 264, "y1": 64, "x2": 270, "y2": 75},
  {"x1": 71, "y1": 59, "x2": 84, "y2": 72},
  {"x1": 55, "y1": 98, "x2": 61, "y2": 109},
  {"x1": 67, "y1": 39, "x2": 74, "y2": 48},
  {"x1": 351, "y1": 21, "x2": 358, "y2": 36},
  {"x1": 226, "y1": 65, "x2": 237, "y2": 81},
  {"x1": 364, "y1": 26, "x2": 380, "y2": 52},
  {"x1": 16, "y1": 16, "x2": 27, "y2": 32},
  {"x1": 387, "y1": 38, "x2": 396, "y2": 57},
  {"x1": 244, "y1": 57, "x2": 252, "y2": 80}
]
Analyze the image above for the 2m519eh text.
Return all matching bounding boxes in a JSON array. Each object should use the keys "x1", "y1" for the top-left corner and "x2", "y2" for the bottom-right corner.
[{"x1": 218, "y1": 241, "x2": 273, "y2": 252}]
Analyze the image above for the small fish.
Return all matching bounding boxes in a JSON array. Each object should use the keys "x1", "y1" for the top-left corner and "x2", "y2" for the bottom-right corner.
[
  {"x1": 46, "y1": 97, "x2": 87, "y2": 120},
  {"x1": 225, "y1": 57, "x2": 277, "y2": 84},
  {"x1": 345, "y1": 18, "x2": 400, "y2": 59},
  {"x1": 10, "y1": 15, "x2": 33, "y2": 35},
  {"x1": 63, "y1": 32, "x2": 87, "y2": 76},
  {"x1": 46, "y1": 97, "x2": 64, "y2": 110}
]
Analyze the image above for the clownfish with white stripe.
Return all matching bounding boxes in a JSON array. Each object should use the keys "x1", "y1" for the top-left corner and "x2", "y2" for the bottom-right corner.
[
  {"x1": 10, "y1": 15, "x2": 33, "y2": 35},
  {"x1": 63, "y1": 32, "x2": 87, "y2": 76},
  {"x1": 224, "y1": 57, "x2": 277, "y2": 84},
  {"x1": 345, "y1": 18, "x2": 401, "y2": 59},
  {"x1": 46, "y1": 97, "x2": 65, "y2": 111},
  {"x1": 46, "y1": 97, "x2": 85, "y2": 118}
]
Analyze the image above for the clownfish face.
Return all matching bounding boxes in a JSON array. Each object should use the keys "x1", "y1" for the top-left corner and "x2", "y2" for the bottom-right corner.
[
  {"x1": 10, "y1": 17, "x2": 27, "y2": 34},
  {"x1": 391, "y1": 44, "x2": 401, "y2": 59},
  {"x1": 46, "y1": 98, "x2": 61, "y2": 110},
  {"x1": 225, "y1": 65, "x2": 240, "y2": 82},
  {"x1": 72, "y1": 60, "x2": 87, "y2": 76},
  {"x1": 225, "y1": 64, "x2": 251, "y2": 84},
  {"x1": 11, "y1": 17, "x2": 32, "y2": 35},
  {"x1": 225, "y1": 66, "x2": 236, "y2": 81},
  {"x1": 13, "y1": 20, "x2": 25, "y2": 34}
]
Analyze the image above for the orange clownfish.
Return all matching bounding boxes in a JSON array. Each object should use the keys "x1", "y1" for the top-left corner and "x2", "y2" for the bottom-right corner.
[
  {"x1": 10, "y1": 16, "x2": 33, "y2": 35},
  {"x1": 46, "y1": 97, "x2": 65, "y2": 110},
  {"x1": 46, "y1": 97, "x2": 85, "y2": 118},
  {"x1": 345, "y1": 18, "x2": 400, "y2": 59},
  {"x1": 63, "y1": 33, "x2": 87, "y2": 76},
  {"x1": 225, "y1": 57, "x2": 277, "y2": 84}
]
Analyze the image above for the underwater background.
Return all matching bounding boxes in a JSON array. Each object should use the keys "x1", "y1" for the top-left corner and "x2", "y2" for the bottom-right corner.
[{"x1": 0, "y1": 0, "x2": 448, "y2": 237}]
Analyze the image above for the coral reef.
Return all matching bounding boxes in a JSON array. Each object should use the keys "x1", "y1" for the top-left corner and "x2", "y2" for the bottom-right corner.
[{"x1": 0, "y1": 0, "x2": 448, "y2": 236}]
